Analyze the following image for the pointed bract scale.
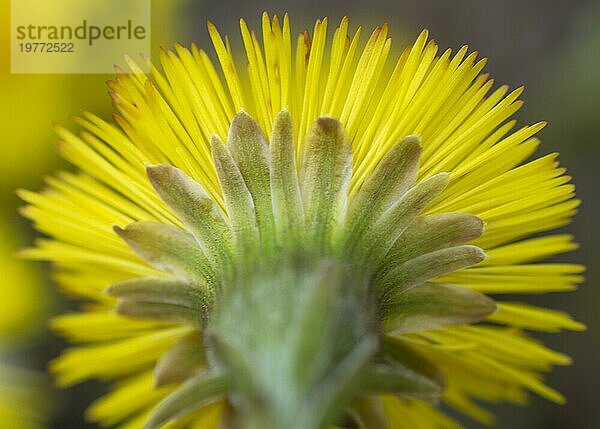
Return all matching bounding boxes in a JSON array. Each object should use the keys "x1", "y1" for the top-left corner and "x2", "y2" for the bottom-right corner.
[
  {"x1": 227, "y1": 112, "x2": 276, "y2": 248},
  {"x1": 362, "y1": 362, "x2": 442, "y2": 401},
  {"x1": 300, "y1": 335, "x2": 379, "y2": 429},
  {"x1": 352, "y1": 173, "x2": 450, "y2": 265},
  {"x1": 345, "y1": 136, "x2": 421, "y2": 246},
  {"x1": 113, "y1": 300, "x2": 202, "y2": 327},
  {"x1": 146, "y1": 164, "x2": 232, "y2": 269},
  {"x1": 210, "y1": 135, "x2": 259, "y2": 259},
  {"x1": 384, "y1": 283, "x2": 497, "y2": 334},
  {"x1": 335, "y1": 412, "x2": 363, "y2": 429},
  {"x1": 346, "y1": 396, "x2": 388, "y2": 429},
  {"x1": 378, "y1": 212, "x2": 485, "y2": 279},
  {"x1": 382, "y1": 336, "x2": 444, "y2": 388},
  {"x1": 153, "y1": 332, "x2": 207, "y2": 387},
  {"x1": 270, "y1": 110, "x2": 304, "y2": 246},
  {"x1": 143, "y1": 372, "x2": 228, "y2": 429},
  {"x1": 106, "y1": 277, "x2": 211, "y2": 326},
  {"x1": 114, "y1": 222, "x2": 215, "y2": 286},
  {"x1": 106, "y1": 276, "x2": 211, "y2": 305},
  {"x1": 379, "y1": 245, "x2": 487, "y2": 304},
  {"x1": 300, "y1": 117, "x2": 352, "y2": 253},
  {"x1": 362, "y1": 336, "x2": 444, "y2": 402}
]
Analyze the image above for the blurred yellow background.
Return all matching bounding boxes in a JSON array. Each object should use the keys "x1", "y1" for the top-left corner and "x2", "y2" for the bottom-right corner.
[{"x1": 0, "y1": 0, "x2": 196, "y2": 427}]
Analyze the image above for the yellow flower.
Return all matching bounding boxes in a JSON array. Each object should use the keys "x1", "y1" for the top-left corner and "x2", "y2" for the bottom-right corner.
[{"x1": 21, "y1": 13, "x2": 584, "y2": 428}]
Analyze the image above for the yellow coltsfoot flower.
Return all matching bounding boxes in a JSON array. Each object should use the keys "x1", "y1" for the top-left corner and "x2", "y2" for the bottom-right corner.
[{"x1": 21, "y1": 13, "x2": 584, "y2": 429}]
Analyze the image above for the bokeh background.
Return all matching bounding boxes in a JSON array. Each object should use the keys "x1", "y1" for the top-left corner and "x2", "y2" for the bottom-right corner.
[{"x1": 0, "y1": 0, "x2": 598, "y2": 427}]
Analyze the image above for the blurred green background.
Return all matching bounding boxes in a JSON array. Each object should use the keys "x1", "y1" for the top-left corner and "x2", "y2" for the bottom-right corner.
[{"x1": 1, "y1": 0, "x2": 598, "y2": 427}]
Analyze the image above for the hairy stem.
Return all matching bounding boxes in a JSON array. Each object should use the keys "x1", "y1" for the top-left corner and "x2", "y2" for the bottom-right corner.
[{"x1": 208, "y1": 257, "x2": 380, "y2": 429}]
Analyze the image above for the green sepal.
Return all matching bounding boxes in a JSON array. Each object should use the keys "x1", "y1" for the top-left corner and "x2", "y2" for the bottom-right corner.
[
  {"x1": 300, "y1": 117, "x2": 352, "y2": 253},
  {"x1": 142, "y1": 371, "x2": 227, "y2": 429},
  {"x1": 345, "y1": 136, "x2": 420, "y2": 247},
  {"x1": 270, "y1": 110, "x2": 304, "y2": 246},
  {"x1": 384, "y1": 282, "x2": 497, "y2": 334},
  {"x1": 382, "y1": 336, "x2": 444, "y2": 389},
  {"x1": 227, "y1": 111, "x2": 276, "y2": 247},
  {"x1": 334, "y1": 413, "x2": 362, "y2": 429},
  {"x1": 114, "y1": 222, "x2": 215, "y2": 286},
  {"x1": 354, "y1": 173, "x2": 450, "y2": 265},
  {"x1": 146, "y1": 164, "x2": 231, "y2": 268},
  {"x1": 379, "y1": 212, "x2": 484, "y2": 273},
  {"x1": 362, "y1": 362, "x2": 442, "y2": 401},
  {"x1": 301, "y1": 335, "x2": 378, "y2": 429},
  {"x1": 379, "y1": 244, "x2": 486, "y2": 302},
  {"x1": 153, "y1": 331, "x2": 207, "y2": 387},
  {"x1": 363, "y1": 337, "x2": 444, "y2": 401},
  {"x1": 105, "y1": 276, "x2": 210, "y2": 326},
  {"x1": 112, "y1": 301, "x2": 199, "y2": 327},
  {"x1": 344, "y1": 396, "x2": 388, "y2": 429},
  {"x1": 210, "y1": 134, "x2": 259, "y2": 259}
]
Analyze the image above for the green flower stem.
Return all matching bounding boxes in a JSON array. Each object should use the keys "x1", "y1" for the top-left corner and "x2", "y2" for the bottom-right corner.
[{"x1": 208, "y1": 258, "x2": 379, "y2": 429}]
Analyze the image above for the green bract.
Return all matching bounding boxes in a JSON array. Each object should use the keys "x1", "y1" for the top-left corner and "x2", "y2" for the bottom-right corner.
[{"x1": 110, "y1": 110, "x2": 495, "y2": 429}]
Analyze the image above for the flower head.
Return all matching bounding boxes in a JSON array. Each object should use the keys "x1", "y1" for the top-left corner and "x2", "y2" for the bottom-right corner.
[{"x1": 21, "y1": 13, "x2": 584, "y2": 428}]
